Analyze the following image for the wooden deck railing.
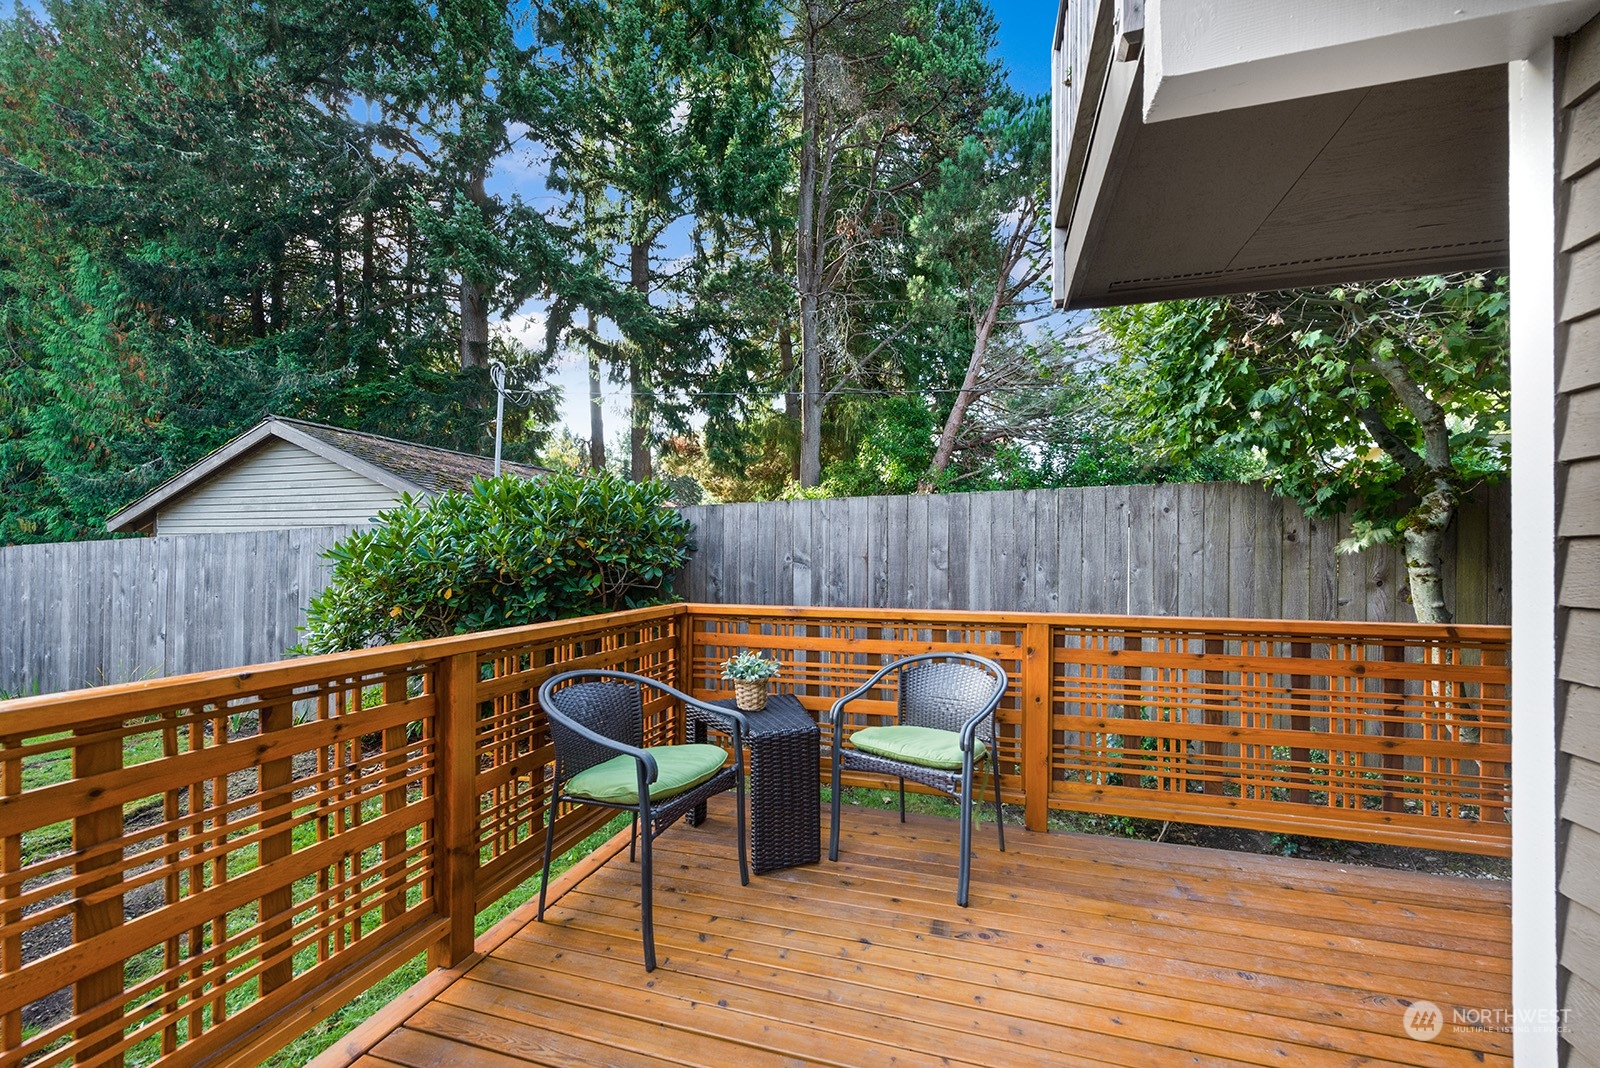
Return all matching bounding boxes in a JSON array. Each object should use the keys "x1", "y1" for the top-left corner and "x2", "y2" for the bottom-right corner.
[
  {"x1": 683, "y1": 606, "x2": 1511, "y2": 854},
  {"x1": 0, "y1": 603, "x2": 1508, "y2": 1066}
]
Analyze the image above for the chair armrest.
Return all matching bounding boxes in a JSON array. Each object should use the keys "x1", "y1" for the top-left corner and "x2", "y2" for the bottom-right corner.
[
  {"x1": 958, "y1": 700, "x2": 1002, "y2": 753},
  {"x1": 827, "y1": 660, "x2": 907, "y2": 745}
]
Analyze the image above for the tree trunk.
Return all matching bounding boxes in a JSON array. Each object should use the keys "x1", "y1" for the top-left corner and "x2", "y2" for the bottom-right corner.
[
  {"x1": 332, "y1": 218, "x2": 346, "y2": 325},
  {"x1": 1367, "y1": 351, "x2": 1457, "y2": 623},
  {"x1": 795, "y1": 16, "x2": 823, "y2": 487},
  {"x1": 269, "y1": 266, "x2": 285, "y2": 333},
  {"x1": 923, "y1": 268, "x2": 1007, "y2": 491},
  {"x1": 587, "y1": 309, "x2": 605, "y2": 472},
  {"x1": 771, "y1": 229, "x2": 802, "y2": 481},
  {"x1": 360, "y1": 209, "x2": 375, "y2": 315},
  {"x1": 629, "y1": 240, "x2": 653, "y2": 482},
  {"x1": 458, "y1": 167, "x2": 490, "y2": 370},
  {"x1": 1402, "y1": 478, "x2": 1457, "y2": 624}
]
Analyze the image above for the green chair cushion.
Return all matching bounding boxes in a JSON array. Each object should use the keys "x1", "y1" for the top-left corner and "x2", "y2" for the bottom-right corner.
[
  {"x1": 849, "y1": 725, "x2": 985, "y2": 770},
  {"x1": 565, "y1": 744, "x2": 728, "y2": 805}
]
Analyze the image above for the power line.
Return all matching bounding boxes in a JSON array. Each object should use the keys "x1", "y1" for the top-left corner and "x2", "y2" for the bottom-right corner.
[{"x1": 585, "y1": 383, "x2": 1082, "y2": 401}]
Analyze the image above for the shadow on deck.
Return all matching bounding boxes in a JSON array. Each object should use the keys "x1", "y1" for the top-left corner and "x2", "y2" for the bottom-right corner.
[{"x1": 321, "y1": 799, "x2": 1511, "y2": 1068}]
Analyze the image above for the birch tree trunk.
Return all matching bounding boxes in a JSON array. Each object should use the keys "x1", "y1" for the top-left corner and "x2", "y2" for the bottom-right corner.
[{"x1": 1369, "y1": 351, "x2": 1457, "y2": 624}]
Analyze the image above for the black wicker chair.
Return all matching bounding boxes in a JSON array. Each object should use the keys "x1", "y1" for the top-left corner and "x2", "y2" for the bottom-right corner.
[
  {"x1": 536, "y1": 670, "x2": 749, "y2": 971},
  {"x1": 828, "y1": 653, "x2": 1008, "y2": 906}
]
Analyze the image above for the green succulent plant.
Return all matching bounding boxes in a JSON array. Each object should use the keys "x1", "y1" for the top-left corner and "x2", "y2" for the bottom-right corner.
[{"x1": 720, "y1": 651, "x2": 780, "y2": 682}]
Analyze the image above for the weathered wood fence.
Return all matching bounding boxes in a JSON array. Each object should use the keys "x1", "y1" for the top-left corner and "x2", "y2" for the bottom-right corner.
[
  {"x1": 0, "y1": 527, "x2": 358, "y2": 697},
  {"x1": 0, "y1": 482, "x2": 1509, "y2": 697},
  {"x1": 678, "y1": 482, "x2": 1510, "y2": 623}
]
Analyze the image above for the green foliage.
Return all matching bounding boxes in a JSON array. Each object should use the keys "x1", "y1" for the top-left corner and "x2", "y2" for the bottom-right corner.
[
  {"x1": 1097, "y1": 274, "x2": 1510, "y2": 547},
  {"x1": 296, "y1": 474, "x2": 692, "y2": 655},
  {"x1": 0, "y1": 0, "x2": 564, "y2": 544},
  {"x1": 821, "y1": 399, "x2": 939, "y2": 497},
  {"x1": 720, "y1": 651, "x2": 780, "y2": 681}
]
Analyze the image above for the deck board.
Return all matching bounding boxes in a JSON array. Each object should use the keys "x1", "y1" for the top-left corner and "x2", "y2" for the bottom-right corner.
[{"x1": 341, "y1": 801, "x2": 1511, "y2": 1068}]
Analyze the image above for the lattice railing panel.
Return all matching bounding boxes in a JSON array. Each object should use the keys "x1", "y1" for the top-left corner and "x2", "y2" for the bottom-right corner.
[
  {"x1": 0, "y1": 661, "x2": 438, "y2": 1068},
  {"x1": 1048, "y1": 622, "x2": 1511, "y2": 852},
  {"x1": 683, "y1": 608, "x2": 1028, "y2": 798}
]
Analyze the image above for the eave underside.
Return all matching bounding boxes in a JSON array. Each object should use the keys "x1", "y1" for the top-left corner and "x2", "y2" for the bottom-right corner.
[{"x1": 1057, "y1": 64, "x2": 1509, "y2": 308}]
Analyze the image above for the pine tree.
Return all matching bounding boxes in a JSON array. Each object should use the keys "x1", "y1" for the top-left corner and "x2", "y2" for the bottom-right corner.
[{"x1": 545, "y1": 0, "x2": 789, "y2": 481}]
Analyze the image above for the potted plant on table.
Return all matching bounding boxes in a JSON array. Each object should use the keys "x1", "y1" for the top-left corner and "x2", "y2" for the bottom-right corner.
[{"x1": 721, "y1": 651, "x2": 781, "y2": 711}]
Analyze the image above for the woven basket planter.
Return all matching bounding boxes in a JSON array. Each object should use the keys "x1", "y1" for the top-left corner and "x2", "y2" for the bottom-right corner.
[{"x1": 733, "y1": 679, "x2": 769, "y2": 711}]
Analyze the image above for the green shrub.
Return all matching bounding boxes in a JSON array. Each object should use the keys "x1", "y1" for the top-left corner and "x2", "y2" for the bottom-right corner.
[{"x1": 295, "y1": 473, "x2": 693, "y2": 654}]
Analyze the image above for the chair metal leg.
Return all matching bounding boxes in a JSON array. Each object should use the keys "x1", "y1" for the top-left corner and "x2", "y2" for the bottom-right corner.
[
  {"x1": 991, "y1": 755, "x2": 1006, "y2": 852},
  {"x1": 898, "y1": 777, "x2": 907, "y2": 822},
  {"x1": 639, "y1": 801, "x2": 656, "y2": 971},
  {"x1": 957, "y1": 762, "x2": 974, "y2": 907},
  {"x1": 829, "y1": 742, "x2": 843, "y2": 862},
  {"x1": 536, "y1": 797, "x2": 558, "y2": 922},
  {"x1": 735, "y1": 762, "x2": 749, "y2": 885},
  {"x1": 629, "y1": 813, "x2": 638, "y2": 863}
]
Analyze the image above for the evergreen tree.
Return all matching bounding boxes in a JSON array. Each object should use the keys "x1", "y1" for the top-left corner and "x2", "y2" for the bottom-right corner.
[{"x1": 544, "y1": 0, "x2": 789, "y2": 480}]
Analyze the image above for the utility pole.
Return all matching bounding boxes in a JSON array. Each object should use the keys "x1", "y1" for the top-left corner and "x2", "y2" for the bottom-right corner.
[{"x1": 490, "y1": 360, "x2": 506, "y2": 477}]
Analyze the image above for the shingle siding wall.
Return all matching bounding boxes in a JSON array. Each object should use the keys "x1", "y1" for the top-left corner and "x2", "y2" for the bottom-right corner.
[
  {"x1": 1562, "y1": 19, "x2": 1600, "y2": 1065},
  {"x1": 154, "y1": 439, "x2": 404, "y2": 534}
]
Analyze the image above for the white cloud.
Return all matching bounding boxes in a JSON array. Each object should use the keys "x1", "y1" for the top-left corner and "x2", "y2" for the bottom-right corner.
[{"x1": 495, "y1": 310, "x2": 548, "y2": 353}]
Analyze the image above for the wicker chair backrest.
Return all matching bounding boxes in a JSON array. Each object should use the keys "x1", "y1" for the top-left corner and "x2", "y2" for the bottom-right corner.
[
  {"x1": 545, "y1": 681, "x2": 644, "y2": 788},
  {"x1": 898, "y1": 659, "x2": 1002, "y2": 732}
]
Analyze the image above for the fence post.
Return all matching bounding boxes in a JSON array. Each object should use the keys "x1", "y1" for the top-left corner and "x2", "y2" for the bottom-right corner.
[
  {"x1": 74, "y1": 726, "x2": 126, "y2": 1067},
  {"x1": 257, "y1": 703, "x2": 296, "y2": 1000},
  {"x1": 1021, "y1": 623, "x2": 1053, "y2": 833},
  {"x1": 431, "y1": 651, "x2": 480, "y2": 970}
]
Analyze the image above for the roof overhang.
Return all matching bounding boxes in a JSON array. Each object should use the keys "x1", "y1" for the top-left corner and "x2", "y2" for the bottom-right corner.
[{"x1": 1051, "y1": 0, "x2": 1599, "y2": 309}]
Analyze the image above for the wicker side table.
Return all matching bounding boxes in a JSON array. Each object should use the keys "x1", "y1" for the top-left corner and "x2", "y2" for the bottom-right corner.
[{"x1": 687, "y1": 693, "x2": 820, "y2": 874}]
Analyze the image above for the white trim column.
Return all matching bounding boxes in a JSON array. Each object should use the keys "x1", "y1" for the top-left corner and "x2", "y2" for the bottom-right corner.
[{"x1": 1508, "y1": 40, "x2": 1561, "y2": 1067}]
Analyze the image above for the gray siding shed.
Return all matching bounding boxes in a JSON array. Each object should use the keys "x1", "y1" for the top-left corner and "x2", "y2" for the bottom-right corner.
[
  {"x1": 155, "y1": 439, "x2": 402, "y2": 534},
  {"x1": 105, "y1": 417, "x2": 549, "y2": 536}
]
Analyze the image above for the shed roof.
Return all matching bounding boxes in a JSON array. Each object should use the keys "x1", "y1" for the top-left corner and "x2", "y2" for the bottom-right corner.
[{"x1": 106, "y1": 416, "x2": 549, "y2": 533}]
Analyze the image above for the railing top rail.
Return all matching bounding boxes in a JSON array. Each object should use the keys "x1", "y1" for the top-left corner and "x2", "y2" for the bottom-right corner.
[
  {"x1": 685, "y1": 602, "x2": 1511, "y2": 642},
  {"x1": 0, "y1": 600, "x2": 1511, "y2": 732},
  {"x1": 0, "y1": 602, "x2": 688, "y2": 730}
]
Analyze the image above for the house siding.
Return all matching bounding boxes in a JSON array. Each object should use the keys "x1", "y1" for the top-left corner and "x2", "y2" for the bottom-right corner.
[
  {"x1": 154, "y1": 439, "x2": 404, "y2": 534},
  {"x1": 1562, "y1": 18, "x2": 1600, "y2": 1065}
]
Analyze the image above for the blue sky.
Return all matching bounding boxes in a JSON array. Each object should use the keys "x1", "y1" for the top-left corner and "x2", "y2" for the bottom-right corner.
[{"x1": 991, "y1": 0, "x2": 1053, "y2": 96}]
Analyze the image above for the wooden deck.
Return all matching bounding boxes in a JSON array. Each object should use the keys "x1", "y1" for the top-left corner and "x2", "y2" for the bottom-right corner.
[{"x1": 320, "y1": 800, "x2": 1511, "y2": 1068}]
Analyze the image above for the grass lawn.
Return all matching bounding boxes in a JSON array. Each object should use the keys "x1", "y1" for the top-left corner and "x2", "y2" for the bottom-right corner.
[{"x1": 259, "y1": 814, "x2": 631, "y2": 1068}]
